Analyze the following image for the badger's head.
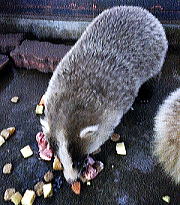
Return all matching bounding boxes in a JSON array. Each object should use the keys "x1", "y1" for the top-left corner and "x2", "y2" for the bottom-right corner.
[
  {"x1": 40, "y1": 91, "x2": 121, "y2": 183},
  {"x1": 41, "y1": 115, "x2": 106, "y2": 183},
  {"x1": 40, "y1": 107, "x2": 121, "y2": 183}
]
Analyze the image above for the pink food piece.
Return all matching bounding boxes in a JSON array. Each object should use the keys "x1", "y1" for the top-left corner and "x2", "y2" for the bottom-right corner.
[
  {"x1": 36, "y1": 132, "x2": 48, "y2": 151},
  {"x1": 39, "y1": 148, "x2": 53, "y2": 161},
  {"x1": 84, "y1": 165, "x2": 98, "y2": 180},
  {"x1": 36, "y1": 132, "x2": 53, "y2": 161},
  {"x1": 81, "y1": 156, "x2": 104, "y2": 181},
  {"x1": 86, "y1": 156, "x2": 95, "y2": 166}
]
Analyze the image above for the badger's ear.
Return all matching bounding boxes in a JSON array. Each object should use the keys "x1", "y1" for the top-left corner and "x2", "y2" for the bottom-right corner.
[
  {"x1": 40, "y1": 118, "x2": 50, "y2": 133},
  {"x1": 80, "y1": 125, "x2": 99, "y2": 138}
]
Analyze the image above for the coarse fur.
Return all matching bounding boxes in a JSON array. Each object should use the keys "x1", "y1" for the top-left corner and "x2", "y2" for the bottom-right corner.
[
  {"x1": 41, "y1": 6, "x2": 168, "y2": 182},
  {"x1": 153, "y1": 88, "x2": 180, "y2": 184}
]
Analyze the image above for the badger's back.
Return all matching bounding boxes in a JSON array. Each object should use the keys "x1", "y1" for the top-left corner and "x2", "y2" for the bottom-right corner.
[
  {"x1": 47, "y1": 6, "x2": 167, "y2": 113},
  {"x1": 153, "y1": 88, "x2": 180, "y2": 184}
]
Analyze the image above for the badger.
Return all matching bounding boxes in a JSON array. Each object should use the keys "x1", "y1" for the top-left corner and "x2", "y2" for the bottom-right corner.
[
  {"x1": 153, "y1": 88, "x2": 180, "y2": 184},
  {"x1": 41, "y1": 6, "x2": 168, "y2": 183}
]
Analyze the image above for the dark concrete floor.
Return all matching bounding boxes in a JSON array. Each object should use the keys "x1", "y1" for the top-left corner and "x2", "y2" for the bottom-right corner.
[{"x1": 0, "y1": 48, "x2": 180, "y2": 205}]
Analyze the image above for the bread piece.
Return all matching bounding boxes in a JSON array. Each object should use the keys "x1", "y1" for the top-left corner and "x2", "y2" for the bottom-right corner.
[
  {"x1": 34, "y1": 181, "x2": 44, "y2": 197},
  {"x1": 20, "y1": 145, "x2": 33, "y2": 158},
  {"x1": 53, "y1": 156, "x2": 63, "y2": 171},
  {"x1": 3, "y1": 163, "x2": 13, "y2": 174},
  {"x1": 0, "y1": 135, "x2": 5, "y2": 146},
  {"x1": 43, "y1": 183, "x2": 53, "y2": 198},
  {"x1": 4, "y1": 188, "x2": 16, "y2": 201},
  {"x1": 44, "y1": 171, "x2": 54, "y2": 182},
  {"x1": 11, "y1": 192, "x2": 22, "y2": 205},
  {"x1": 35, "y1": 105, "x2": 44, "y2": 115},
  {"x1": 11, "y1": 96, "x2": 19, "y2": 103},
  {"x1": 116, "y1": 142, "x2": 126, "y2": 155},
  {"x1": 21, "y1": 190, "x2": 36, "y2": 205}
]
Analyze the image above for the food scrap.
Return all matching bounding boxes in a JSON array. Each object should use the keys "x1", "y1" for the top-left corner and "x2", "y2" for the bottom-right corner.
[
  {"x1": 71, "y1": 181, "x2": 81, "y2": 195},
  {"x1": 34, "y1": 181, "x2": 44, "y2": 197},
  {"x1": 11, "y1": 96, "x2": 19, "y2": 103},
  {"x1": 80, "y1": 156, "x2": 104, "y2": 182},
  {"x1": 116, "y1": 142, "x2": 126, "y2": 155},
  {"x1": 35, "y1": 105, "x2": 44, "y2": 115},
  {"x1": 0, "y1": 135, "x2": 5, "y2": 147},
  {"x1": 20, "y1": 145, "x2": 33, "y2": 158},
  {"x1": 111, "y1": 133, "x2": 121, "y2": 142},
  {"x1": 43, "y1": 183, "x2": 53, "y2": 198},
  {"x1": 44, "y1": 171, "x2": 54, "y2": 183},
  {"x1": 21, "y1": 190, "x2": 36, "y2": 205},
  {"x1": 11, "y1": 192, "x2": 22, "y2": 205},
  {"x1": 7, "y1": 127, "x2": 16, "y2": 136},
  {"x1": 36, "y1": 132, "x2": 53, "y2": 161},
  {"x1": 4, "y1": 188, "x2": 16, "y2": 201},
  {"x1": 3, "y1": 163, "x2": 13, "y2": 174},
  {"x1": 162, "y1": 195, "x2": 170, "y2": 203},
  {"x1": 0, "y1": 127, "x2": 16, "y2": 146},
  {"x1": 53, "y1": 156, "x2": 63, "y2": 170},
  {"x1": 1, "y1": 129, "x2": 10, "y2": 139}
]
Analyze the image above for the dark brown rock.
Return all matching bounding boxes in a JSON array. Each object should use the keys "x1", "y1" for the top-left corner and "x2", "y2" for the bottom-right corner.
[
  {"x1": 0, "y1": 33, "x2": 24, "y2": 54},
  {"x1": 10, "y1": 40, "x2": 71, "y2": 72},
  {"x1": 0, "y1": 54, "x2": 9, "y2": 70}
]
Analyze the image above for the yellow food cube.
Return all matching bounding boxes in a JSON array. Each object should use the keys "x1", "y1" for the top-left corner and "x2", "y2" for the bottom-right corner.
[
  {"x1": 11, "y1": 96, "x2": 19, "y2": 103},
  {"x1": 20, "y1": 145, "x2": 33, "y2": 158},
  {"x1": 21, "y1": 190, "x2": 36, "y2": 205},
  {"x1": 53, "y1": 156, "x2": 63, "y2": 171},
  {"x1": 35, "y1": 105, "x2": 44, "y2": 115},
  {"x1": 7, "y1": 127, "x2": 16, "y2": 135},
  {"x1": 162, "y1": 195, "x2": 170, "y2": 203},
  {"x1": 43, "y1": 183, "x2": 53, "y2": 198},
  {"x1": 0, "y1": 135, "x2": 5, "y2": 146},
  {"x1": 1, "y1": 129, "x2": 10, "y2": 140},
  {"x1": 11, "y1": 192, "x2": 22, "y2": 205},
  {"x1": 116, "y1": 142, "x2": 126, "y2": 155}
]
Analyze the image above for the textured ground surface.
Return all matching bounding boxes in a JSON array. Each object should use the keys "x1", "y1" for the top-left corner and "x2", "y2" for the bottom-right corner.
[{"x1": 0, "y1": 48, "x2": 180, "y2": 205}]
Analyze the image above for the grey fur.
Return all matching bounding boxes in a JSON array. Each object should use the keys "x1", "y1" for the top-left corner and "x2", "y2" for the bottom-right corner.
[
  {"x1": 153, "y1": 88, "x2": 180, "y2": 184},
  {"x1": 42, "y1": 6, "x2": 168, "y2": 182}
]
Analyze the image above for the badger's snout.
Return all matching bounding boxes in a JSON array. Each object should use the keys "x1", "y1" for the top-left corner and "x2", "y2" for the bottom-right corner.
[{"x1": 63, "y1": 165, "x2": 79, "y2": 184}]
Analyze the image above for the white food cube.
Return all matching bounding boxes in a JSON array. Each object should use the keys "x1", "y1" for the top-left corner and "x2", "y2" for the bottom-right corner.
[
  {"x1": 0, "y1": 135, "x2": 5, "y2": 146},
  {"x1": 116, "y1": 142, "x2": 126, "y2": 155},
  {"x1": 20, "y1": 145, "x2": 33, "y2": 158},
  {"x1": 11, "y1": 96, "x2": 19, "y2": 103},
  {"x1": 21, "y1": 190, "x2": 35, "y2": 205},
  {"x1": 43, "y1": 183, "x2": 53, "y2": 198},
  {"x1": 162, "y1": 195, "x2": 170, "y2": 203},
  {"x1": 35, "y1": 105, "x2": 44, "y2": 115},
  {"x1": 11, "y1": 192, "x2": 22, "y2": 205}
]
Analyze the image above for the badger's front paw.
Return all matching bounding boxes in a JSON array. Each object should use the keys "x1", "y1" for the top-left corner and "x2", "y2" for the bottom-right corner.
[{"x1": 63, "y1": 167, "x2": 78, "y2": 184}]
